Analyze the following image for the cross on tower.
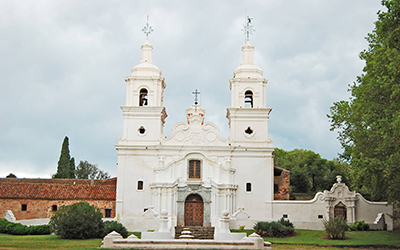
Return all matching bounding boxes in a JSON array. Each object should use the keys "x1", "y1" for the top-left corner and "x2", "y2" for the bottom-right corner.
[
  {"x1": 192, "y1": 89, "x2": 200, "y2": 105},
  {"x1": 142, "y1": 15, "x2": 153, "y2": 38},
  {"x1": 241, "y1": 16, "x2": 254, "y2": 41}
]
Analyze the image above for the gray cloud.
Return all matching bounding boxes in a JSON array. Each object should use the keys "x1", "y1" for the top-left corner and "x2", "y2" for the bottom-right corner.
[{"x1": 0, "y1": 0, "x2": 384, "y2": 178}]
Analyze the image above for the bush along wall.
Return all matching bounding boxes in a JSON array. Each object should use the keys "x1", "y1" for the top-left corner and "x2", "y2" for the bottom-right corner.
[
  {"x1": 0, "y1": 219, "x2": 51, "y2": 235},
  {"x1": 349, "y1": 220, "x2": 370, "y2": 231},
  {"x1": 253, "y1": 217, "x2": 295, "y2": 237}
]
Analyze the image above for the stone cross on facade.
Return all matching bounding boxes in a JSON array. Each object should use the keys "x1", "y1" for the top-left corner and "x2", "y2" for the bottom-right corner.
[
  {"x1": 142, "y1": 15, "x2": 153, "y2": 38},
  {"x1": 192, "y1": 89, "x2": 200, "y2": 105}
]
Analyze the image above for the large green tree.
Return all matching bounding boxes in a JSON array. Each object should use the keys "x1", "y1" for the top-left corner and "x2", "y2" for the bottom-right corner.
[
  {"x1": 54, "y1": 136, "x2": 74, "y2": 179},
  {"x1": 328, "y1": 0, "x2": 400, "y2": 206},
  {"x1": 75, "y1": 160, "x2": 110, "y2": 180},
  {"x1": 273, "y1": 148, "x2": 349, "y2": 193}
]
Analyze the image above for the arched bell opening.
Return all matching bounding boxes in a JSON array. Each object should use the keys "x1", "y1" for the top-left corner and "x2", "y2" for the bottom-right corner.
[
  {"x1": 139, "y1": 88, "x2": 148, "y2": 106},
  {"x1": 244, "y1": 90, "x2": 253, "y2": 108}
]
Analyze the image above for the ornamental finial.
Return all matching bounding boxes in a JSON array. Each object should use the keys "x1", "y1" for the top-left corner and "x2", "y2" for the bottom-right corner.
[
  {"x1": 241, "y1": 15, "x2": 254, "y2": 42},
  {"x1": 142, "y1": 15, "x2": 153, "y2": 38}
]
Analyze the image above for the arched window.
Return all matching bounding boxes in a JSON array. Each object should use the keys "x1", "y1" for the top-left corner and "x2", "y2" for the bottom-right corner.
[
  {"x1": 189, "y1": 160, "x2": 201, "y2": 179},
  {"x1": 139, "y1": 88, "x2": 148, "y2": 106},
  {"x1": 137, "y1": 180, "x2": 144, "y2": 190},
  {"x1": 246, "y1": 182, "x2": 252, "y2": 192},
  {"x1": 244, "y1": 90, "x2": 253, "y2": 108}
]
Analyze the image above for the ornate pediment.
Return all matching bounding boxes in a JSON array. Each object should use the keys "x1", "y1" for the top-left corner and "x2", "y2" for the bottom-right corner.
[
  {"x1": 163, "y1": 105, "x2": 227, "y2": 146},
  {"x1": 323, "y1": 176, "x2": 356, "y2": 202}
]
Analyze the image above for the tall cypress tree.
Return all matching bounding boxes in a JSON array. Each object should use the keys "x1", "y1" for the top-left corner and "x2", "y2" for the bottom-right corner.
[
  {"x1": 54, "y1": 136, "x2": 71, "y2": 179},
  {"x1": 69, "y1": 157, "x2": 76, "y2": 178}
]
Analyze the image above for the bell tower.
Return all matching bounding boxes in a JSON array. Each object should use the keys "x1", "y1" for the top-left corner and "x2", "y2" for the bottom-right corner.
[
  {"x1": 119, "y1": 34, "x2": 167, "y2": 145},
  {"x1": 227, "y1": 38, "x2": 272, "y2": 147}
]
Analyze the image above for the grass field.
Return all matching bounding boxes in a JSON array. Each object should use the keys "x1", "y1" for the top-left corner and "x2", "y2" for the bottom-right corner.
[{"x1": 0, "y1": 230, "x2": 399, "y2": 249}]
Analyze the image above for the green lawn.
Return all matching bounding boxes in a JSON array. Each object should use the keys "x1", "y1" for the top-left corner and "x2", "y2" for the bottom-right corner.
[
  {"x1": 232, "y1": 229, "x2": 400, "y2": 249},
  {"x1": 0, "y1": 234, "x2": 102, "y2": 250},
  {"x1": 0, "y1": 230, "x2": 399, "y2": 249}
]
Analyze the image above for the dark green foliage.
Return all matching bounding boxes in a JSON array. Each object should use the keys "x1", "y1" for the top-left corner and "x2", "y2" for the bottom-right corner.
[
  {"x1": 28, "y1": 224, "x2": 51, "y2": 235},
  {"x1": 49, "y1": 201, "x2": 104, "y2": 239},
  {"x1": 328, "y1": 0, "x2": 400, "y2": 208},
  {"x1": 0, "y1": 219, "x2": 50, "y2": 235},
  {"x1": 349, "y1": 220, "x2": 370, "y2": 231},
  {"x1": 5, "y1": 223, "x2": 28, "y2": 235},
  {"x1": 253, "y1": 218, "x2": 295, "y2": 237},
  {"x1": 103, "y1": 221, "x2": 128, "y2": 238},
  {"x1": 54, "y1": 136, "x2": 72, "y2": 179},
  {"x1": 69, "y1": 157, "x2": 76, "y2": 179},
  {"x1": 323, "y1": 217, "x2": 347, "y2": 239},
  {"x1": 6, "y1": 173, "x2": 16, "y2": 178},
  {"x1": 75, "y1": 160, "x2": 110, "y2": 180},
  {"x1": 0, "y1": 219, "x2": 10, "y2": 233},
  {"x1": 273, "y1": 148, "x2": 350, "y2": 193}
]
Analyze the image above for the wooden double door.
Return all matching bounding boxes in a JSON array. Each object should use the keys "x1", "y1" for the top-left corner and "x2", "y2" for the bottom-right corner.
[{"x1": 184, "y1": 194, "x2": 204, "y2": 226}]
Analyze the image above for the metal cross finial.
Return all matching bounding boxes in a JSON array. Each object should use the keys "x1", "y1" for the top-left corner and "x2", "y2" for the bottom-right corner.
[
  {"x1": 142, "y1": 15, "x2": 153, "y2": 38},
  {"x1": 192, "y1": 89, "x2": 200, "y2": 105},
  {"x1": 241, "y1": 15, "x2": 254, "y2": 41}
]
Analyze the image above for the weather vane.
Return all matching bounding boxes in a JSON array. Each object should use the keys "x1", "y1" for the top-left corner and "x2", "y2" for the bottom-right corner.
[
  {"x1": 142, "y1": 15, "x2": 153, "y2": 38},
  {"x1": 242, "y1": 15, "x2": 254, "y2": 42},
  {"x1": 192, "y1": 89, "x2": 200, "y2": 105}
]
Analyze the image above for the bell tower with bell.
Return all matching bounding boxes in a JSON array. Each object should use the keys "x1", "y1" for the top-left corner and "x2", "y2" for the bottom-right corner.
[
  {"x1": 119, "y1": 16, "x2": 167, "y2": 146},
  {"x1": 227, "y1": 17, "x2": 272, "y2": 147}
]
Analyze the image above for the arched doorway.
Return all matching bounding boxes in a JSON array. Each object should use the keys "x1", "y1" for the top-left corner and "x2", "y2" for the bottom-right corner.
[
  {"x1": 334, "y1": 202, "x2": 347, "y2": 219},
  {"x1": 184, "y1": 194, "x2": 204, "y2": 226}
]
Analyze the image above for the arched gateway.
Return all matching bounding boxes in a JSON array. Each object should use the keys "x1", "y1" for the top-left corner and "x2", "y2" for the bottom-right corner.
[{"x1": 184, "y1": 194, "x2": 204, "y2": 226}]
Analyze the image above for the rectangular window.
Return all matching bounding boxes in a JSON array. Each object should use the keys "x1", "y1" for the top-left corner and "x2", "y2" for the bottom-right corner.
[
  {"x1": 246, "y1": 182, "x2": 252, "y2": 192},
  {"x1": 52, "y1": 205, "x2": 58, "y2": 212},
  {"x1": 283, "y1": 214, "x2": 288, "y2": 218},
  {"x1": 137, "y1": 180, "x2": 143, "y2": 190},
  {"x1": 105, "y1": 209, "x2": 112, "y2": 218},
  {"x1": 21, "y1": 204, "x2": 27, "y2": 211},
  {"x1": 189, "y1": 160, "x2": 201, "y2": 179}
]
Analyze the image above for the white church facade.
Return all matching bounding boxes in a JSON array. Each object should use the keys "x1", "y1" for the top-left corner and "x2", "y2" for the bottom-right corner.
[{"x1": 115, "y1": 36, "x2": 394, "y2": 232}]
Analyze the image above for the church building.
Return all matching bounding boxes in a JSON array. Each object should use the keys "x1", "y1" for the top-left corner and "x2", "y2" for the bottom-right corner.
[
  {"x1": 114, "y1": 22, "x2": 394, "y2": 232},
  {"x1": 115, "y1": 30, "x2": 279, "y2": 231}
]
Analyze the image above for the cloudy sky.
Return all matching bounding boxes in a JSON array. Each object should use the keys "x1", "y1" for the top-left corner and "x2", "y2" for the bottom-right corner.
[{"x1": 0, "y1": 1, "x2": 384, "y2": 178}]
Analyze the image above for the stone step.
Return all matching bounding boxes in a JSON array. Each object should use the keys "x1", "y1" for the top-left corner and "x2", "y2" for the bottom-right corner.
[{"x1": 175, "y1": 226, "x2": 215, "y2": 239}]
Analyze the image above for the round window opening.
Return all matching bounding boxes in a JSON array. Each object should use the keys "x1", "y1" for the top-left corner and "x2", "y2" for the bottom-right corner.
[
  {"x1": 245, "y1": 127, "x2": 253, "y2": 135},
  {"x1": 138, "y1": 126, "x2": 146, "y2": 134}
]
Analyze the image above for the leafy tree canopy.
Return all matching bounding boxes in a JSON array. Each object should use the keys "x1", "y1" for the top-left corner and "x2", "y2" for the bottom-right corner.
[
  {"x1": 273, "y1": 148, "x2": 350, "y2": 193},
  {"x1": 75, "y1": 160, "x2": 110, "y2": 180},
  {"x1": 6, "y1": 173, "x2": 16, "y2": 178},
  {"x1": 328, "y1": 0, "x2": 400, "y2": 206}
]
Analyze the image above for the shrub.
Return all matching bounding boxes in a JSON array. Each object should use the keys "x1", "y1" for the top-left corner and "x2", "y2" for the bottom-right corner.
[
  {"x1": 5, "y1": 223, "x2": 28, "y2": 235},
  {"x1": 253, "y1": 218, "x2": 294, "y2": 237},
  {"x1": 349, "y1": 220, "x2": 370, "y2": 231},
  {"x1": 28, "y1": 224, "x2": 51, "y2": 235},
  {"x1": 323, "y1": 217, "x2": 347, "y2": 239},
  {"x1": 104, "y1": 221, "x2": 128, "y2": 238},
  {"x1": 49, "y1": 201, "x2": 104, "y2": 239},
  {"x1": 0, "y1": 219, "x2": 50, "y2": 235},
  {"x1": 0, "y1": 219, "x2": 10, "y2": 233}
]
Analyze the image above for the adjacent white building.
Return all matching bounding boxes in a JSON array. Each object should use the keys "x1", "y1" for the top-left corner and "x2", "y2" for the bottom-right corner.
[{"x1": 115, "y1": 37, "x2": 394, "y2": 232}]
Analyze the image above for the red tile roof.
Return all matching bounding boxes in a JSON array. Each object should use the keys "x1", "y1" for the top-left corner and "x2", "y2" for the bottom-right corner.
[{"x1": 0, "y1": 178, "x2": 116, "y2": 200}]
